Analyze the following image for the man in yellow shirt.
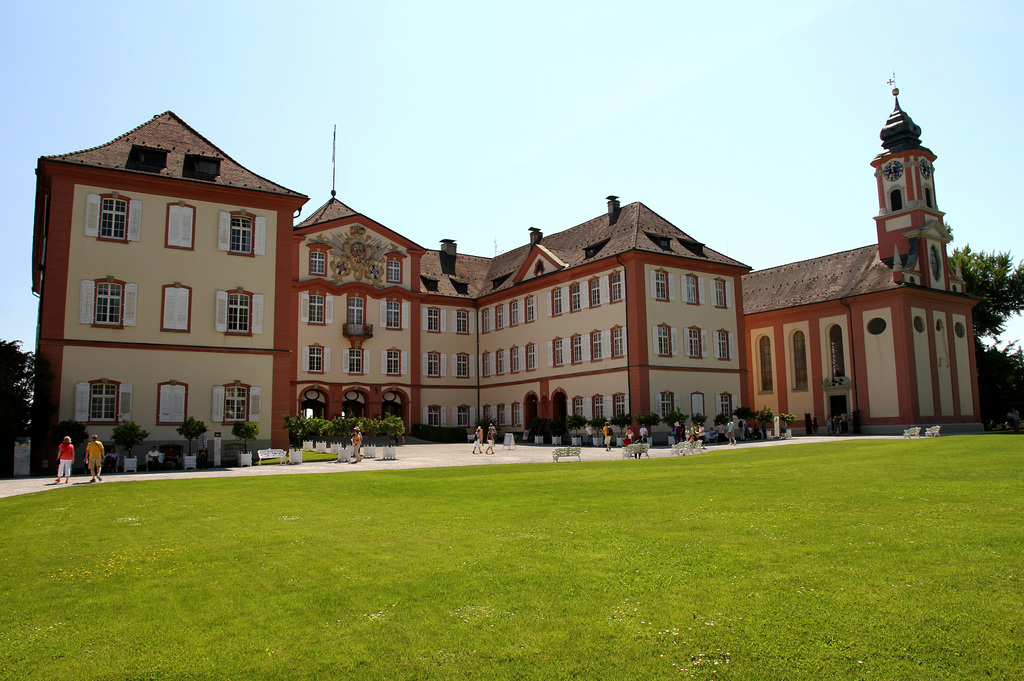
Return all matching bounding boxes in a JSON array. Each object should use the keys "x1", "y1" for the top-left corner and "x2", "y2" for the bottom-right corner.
[
  {"x1": 351, "y1": 427, "x2": 363, "y2": 463},
  {"x1": 86, "y1": 434, "x2": 105, "y2": 482}
]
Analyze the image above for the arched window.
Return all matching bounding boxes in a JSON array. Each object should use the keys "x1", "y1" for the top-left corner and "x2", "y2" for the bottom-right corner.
[
  {"x1": 925, "y1": 187, "x2": 933, "y2": 208},
  {"x1": 759, "y1": 336, "x2": 773, "y2": 392},
  {"x1": 829, "y1": 326, "x2": 845, "y2": 378},
  {"x1": 890, "y1": 189, "x2": 903, "y2": 211},
  {"x1": 792, "y1": 330, "x2": 808, "y2": 390}
]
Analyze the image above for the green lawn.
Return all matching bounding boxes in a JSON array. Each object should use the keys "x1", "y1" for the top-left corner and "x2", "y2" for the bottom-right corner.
[{"x1": 1, "y1": 437, "x2": 1022, "y2": 679}]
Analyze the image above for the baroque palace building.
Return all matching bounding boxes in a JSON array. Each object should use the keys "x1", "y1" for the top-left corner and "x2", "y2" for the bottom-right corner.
[{"x1": 29, "y1": 94, "x2": 981, "y2": 469}]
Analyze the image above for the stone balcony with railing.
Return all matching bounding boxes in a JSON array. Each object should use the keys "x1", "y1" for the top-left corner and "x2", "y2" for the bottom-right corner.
[{"x1": 343, "y1": 323, "x2": 373, "y2": 339}]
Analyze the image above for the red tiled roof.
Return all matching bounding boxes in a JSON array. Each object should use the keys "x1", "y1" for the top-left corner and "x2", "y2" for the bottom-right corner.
[
  {"x1": 742, "y1": 245, "x2": 899, "y2": 314},
  {"x1": 42, "y1": 111, "x2": 306, "y2": 199}
]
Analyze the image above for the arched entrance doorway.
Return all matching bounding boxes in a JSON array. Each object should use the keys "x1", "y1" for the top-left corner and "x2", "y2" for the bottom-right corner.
[
  {"x1": 551, "y1": 391, "x2": 567, "y2": 428},
  {"x1": 342, "y1": 389, "x2": 366, "y2": 418},
  {"x1": 524, "y1": 393, "x2": 539, "y2": 430},
  {"x1": 381, "y1": 390, "x2": 404, "y2": 421},
  {"x1": 301, "y1": 388, "x2": 327, "y2": 418}
]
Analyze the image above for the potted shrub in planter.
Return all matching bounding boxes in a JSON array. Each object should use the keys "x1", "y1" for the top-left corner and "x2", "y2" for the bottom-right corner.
[
  {"x1": 566, "y1": 413, "x2": 588, "y2": 446},
  {"x1": 529, "y1": 417, "x2": 549, "y2": 445}
]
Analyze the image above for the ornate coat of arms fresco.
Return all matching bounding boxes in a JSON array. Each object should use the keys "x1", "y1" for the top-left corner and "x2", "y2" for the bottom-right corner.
[{"x1": 309, "y1": 226, "x2": 397, "y2": 287}]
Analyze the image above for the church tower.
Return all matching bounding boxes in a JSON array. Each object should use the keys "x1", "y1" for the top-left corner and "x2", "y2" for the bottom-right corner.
[{"x1": 871, "y1": 89, "x2": 966, "y2": 293}]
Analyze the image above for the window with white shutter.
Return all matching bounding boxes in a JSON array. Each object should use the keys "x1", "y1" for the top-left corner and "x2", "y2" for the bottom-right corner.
[
  {"x1": 162, "y1": 285, "x2": 191, "y2": 331},
  {"x1": 157, "y1": 383, "x2": 187, "y2": 423},
  {"x1": 166, "y1": 203, "x2": 194, "y2": 249}
]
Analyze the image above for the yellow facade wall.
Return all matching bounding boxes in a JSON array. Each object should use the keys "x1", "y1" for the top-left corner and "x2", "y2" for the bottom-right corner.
[
  {"x1": 861, "y1": 307, "x2": 900, "y2": 418},
  {"x1": 911, "y1": 307, "x2": 934, "y2": 417}
]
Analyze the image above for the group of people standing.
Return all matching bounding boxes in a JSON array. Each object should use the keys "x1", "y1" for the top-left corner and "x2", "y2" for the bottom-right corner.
[
  {"x1": 55, "y1": 434, "x2": 106, "y2": 484},
  {"x1": 472, "y1": 424, "x2": 497, "y2": 454}
]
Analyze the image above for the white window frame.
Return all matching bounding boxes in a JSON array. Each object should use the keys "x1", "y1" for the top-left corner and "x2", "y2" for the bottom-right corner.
[
  {"x1": 688, "y1": 327, "x2": 701, "y2": 358},
  {"x1": 385, "y1": 300, "x2": 401, "y2": 329},
  {"x1": 610, "y1": 272, "x2": 623, "y2": 302},
  {"x1": 309, "y1": 250, "x2": 326, "y2": 275},
  {"x1": 386, "y1": 259, "x2": 401, "y2": 283},
  {"x1": 657, "y1": 326, "x2": 671, "y2": 356}
]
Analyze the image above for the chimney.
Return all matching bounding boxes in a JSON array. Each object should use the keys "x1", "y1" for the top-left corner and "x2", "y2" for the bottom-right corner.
[
  {"x1": 528, "y1": 227, "x2": 543, "y2": 245},
  {"x1": 440, "y1": 239, "x2": 457, "y2": 256},
  {"x1": 606, "y1": 195, "x2": 621, "y2": 223}
]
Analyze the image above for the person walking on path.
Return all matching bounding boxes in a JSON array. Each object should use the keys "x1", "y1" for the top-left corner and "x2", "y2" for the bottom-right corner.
[
  {"x1": 472, "y1": 425, "x2": 483, "y2": 454},
  {"x1": 639, "y1": 424, "x2": 649, "y2": 445},
  {"x1": 726, "y1": 420, "x2": 737, "y2": 446},
  {"x1": 85, "y1": 434, "x2": 104, "y2": 482},
  {"x1": 56, "y1": 436, "x2": 75, "y2": 483},
  {"x1": 196, "y1": 430, "x2": 209, "y2": 468},
  {"x1": 351, "y1": 427, "x2": 363, "y2": 463},
  {"x1": 485, "y1": 424, "x2": 496, "y2": 455},
  {"x1": 585, "y1": 423, "x2": 594, "y2": 446},
  {"x1": 603, "y1": 422, "x2": 613, "y2": 451}
]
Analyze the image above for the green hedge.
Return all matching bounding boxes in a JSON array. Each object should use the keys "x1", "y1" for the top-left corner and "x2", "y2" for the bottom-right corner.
[{"x1": 411, "y1": 423, "x2": 469, "y2": 443}]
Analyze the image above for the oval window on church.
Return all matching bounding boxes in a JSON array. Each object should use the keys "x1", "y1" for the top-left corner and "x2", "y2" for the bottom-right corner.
[
  {"x1": 936, "y1": 319, "x2": 944, "y2": 332},
  {"x1": 954, "y1": 321, "x2": 966, "y2": 338},
  {"x1": 913, "y1": 316, "x2": 925, "y2": 333},
  {"x1": 867, "y1": 317, "x2": 887, "y2": 335}
]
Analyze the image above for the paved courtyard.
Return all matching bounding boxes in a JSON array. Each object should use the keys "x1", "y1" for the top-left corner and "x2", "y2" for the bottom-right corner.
[{"x1": 1, "y1": 435, "x2": 899, "y2": 500}]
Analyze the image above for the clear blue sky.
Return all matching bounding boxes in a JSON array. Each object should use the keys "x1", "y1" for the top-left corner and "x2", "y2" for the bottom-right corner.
[{"x1": 3, "y1": 0, "x2": 1022, "y2": 350}]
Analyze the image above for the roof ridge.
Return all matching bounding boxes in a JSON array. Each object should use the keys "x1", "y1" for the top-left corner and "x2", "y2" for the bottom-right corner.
[{"x1": 746, "y1": 244, "x2": 877, "y2": 276}]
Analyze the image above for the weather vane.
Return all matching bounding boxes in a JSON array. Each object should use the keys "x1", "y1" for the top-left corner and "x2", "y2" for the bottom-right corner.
[
  {"x1": 331, "y1": 125, "x2": 337, "y2": 198},
  {"x1": 887, "y1": 72, "x2": 898, "y2": 96}
]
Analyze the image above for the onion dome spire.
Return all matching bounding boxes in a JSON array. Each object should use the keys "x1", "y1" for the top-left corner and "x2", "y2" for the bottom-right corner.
[{"x1": 879, "y1": 86, "x2": 930, "y2": 155}]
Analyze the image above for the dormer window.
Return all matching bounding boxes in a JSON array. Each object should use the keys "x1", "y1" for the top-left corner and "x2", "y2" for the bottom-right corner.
[
  {"x1": 183, "y1": 155, "x2": 221, "y2": 180},
  {"x1": 645, "y1": 232, "x2": 671, "y2": 251},
  {"x1": 126, "y1": 145, "x2": 167, "y2": 172},
  {"x1": 584, "y1": 239, "x2": 609, "y2": 259}
]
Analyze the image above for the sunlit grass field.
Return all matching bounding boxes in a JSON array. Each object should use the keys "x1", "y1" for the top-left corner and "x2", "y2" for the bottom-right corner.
[{"x1": 1, "y1": 436, "x2": 1022, "y2": 680}]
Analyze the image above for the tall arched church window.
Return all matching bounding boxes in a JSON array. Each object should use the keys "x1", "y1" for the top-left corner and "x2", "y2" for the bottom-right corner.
[
  {"x1": 792, "y1": 330, "x2": 808, "y2": 390},
  {"x1": 829, "y1": 326, "x2": 845, "y2": 378},
  {"x1": 758, "y1": 336, "x2": 773, "y2": 392},
  {"x1": 890, "y1": 188, "x2": 903, "y2": 211},
  {"x1": 925, "y1": 187, "x2": 933, "y2": 208}
]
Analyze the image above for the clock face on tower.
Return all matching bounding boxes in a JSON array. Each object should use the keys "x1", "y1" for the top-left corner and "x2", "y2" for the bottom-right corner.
[
  {"x1": 919, "y1": 159, "x2": 932, "y2": 179},
  {"x1": 882, "y1": 160, "x2": 904, "y2": 182}
]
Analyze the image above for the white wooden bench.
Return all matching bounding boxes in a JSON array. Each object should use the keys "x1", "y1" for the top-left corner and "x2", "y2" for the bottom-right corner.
[
  {"x1": 924, "y1": 425, "x2": 942, "y2": 437},
  {"x1": 672, "y1": 441, "x2": 700, "y2": 456},
  {"x1": 903, "y1": 427, "x2": 922, "y2": 438},
  {"x1": 256, "y1": 448, "x2": 287, "y2": 464},
  {"x1": 553, "y1": 446, "x2": 582, "y2": 462},
  {"x1": 622, "y1": 443, "x2": 650, "y2": 459}
]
